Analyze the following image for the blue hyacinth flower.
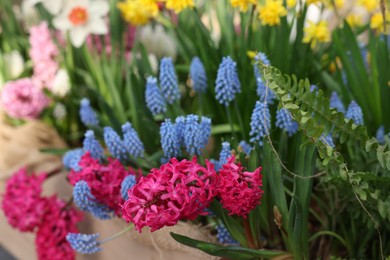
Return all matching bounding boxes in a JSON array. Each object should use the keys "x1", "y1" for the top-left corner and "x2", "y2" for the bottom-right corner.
[
  {"x1": 216, "y1": 224, "x2": 239, "y2": 245},
  {"x1": 66, "y1": 233, "x2": 101, "y2": 254},
  {"x1": 330, "y1": 91, "x2": 345, "y2": 114},
  {"x1": 190, "y1": 57, "x2": 208, "y2": 93},
  {"x1": 215, "y1": 56, "x2": 241, "y2": 106},
  {"x1": 159, "y1": 57, "x2": 180, "y2": 104},
  {"x1": 73, "y1": 181, "x2": 113, "y2": 220},
  {"x1": 238, "y1": 140, "x2": 252, "y2": 156},
  {"x1": 346, "y1": 100, "x2": 364, "y2": 125},
  {"x1": 122, "y1": 122, "x2": 144, "y2": 159},
  {"x1": 276, "y1": 108, "x2": 299, "y2": 136},
  {"x1": 249, "y1": 101, "x2": 271, "y2": 146},
  {"x1": 120, "y1": 175, "x2": 137, "y2": 200},
  {"x1": 63, "y1": 148, "x2": 84, "y2": 172},
  {"x1": 145, "y1": 76, "x2": 167, "y2": 116},
  {"x1": 79, "y1": 98, "x2": 99, "y2": 127},
  {"x1": 160, "y1": 119, "x2": 181, "y2": 158},
  {"x1": 376, "y1": 125, "x2": 385, "y2": 145},
  {"x1": 83, "y1": 130, "x2": 104, "y2": 161},
  {"x1": 103, "y1": 127, "x2": 128, "y2": 162}
]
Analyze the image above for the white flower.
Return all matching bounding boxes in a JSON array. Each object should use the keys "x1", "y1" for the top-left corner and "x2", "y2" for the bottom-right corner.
[
  {"x1": 26, "y1": 0, "x2": 63, "y2": 15},
  {"x1": 52, "y1": 69, "x2": 71, "y2": 97},
  {"x1": 53, "y1": 0, "x2": 109, "y2": 48},
  {"x1": 3, "y1": 51, "x2": 24, "y2": 79},
  {"x1": 53, "y1": 103, "x2": 67, "y2": 120},
  {"x1": 139, "y1": 24, "x2": 177, "y2": 60}
]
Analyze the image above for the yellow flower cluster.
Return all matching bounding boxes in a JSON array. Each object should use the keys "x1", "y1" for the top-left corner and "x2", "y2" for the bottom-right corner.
[
  {"x1": 303, "y1": 21, "x2": 331, "y2": 49},
  {"x1": 306, "y1": 0, "x2": 320, "y2": 5},
  {"x1": 165, "y1": 0, "x2": 194, "y2": 14},
  {"x1": 370, "y1": 12, "x2": 390, "y2": 34},
  {"x1": 230, "y1": 0, "x2": 257, "y2": 12},
  {"x1": 358, "y1": 0, "x2": 378, "y2": 12},
  {"x1": 257, "y1": 0, "x2": 287, "y2": 26},
  {"x1": 287, "y1": 0, "x2": 296, "y2": 8},
  {"x1": 117, "y1": 0, "x2": 159, "y2": 26},
  {"x1": 346, "y1": 14, "x2": 363, "y2": 28}
]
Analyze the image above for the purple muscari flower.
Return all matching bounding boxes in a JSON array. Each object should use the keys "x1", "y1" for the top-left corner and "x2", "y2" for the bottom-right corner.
[
  {"x1": 330, "y1": 91, "x2": 345, "y2": 113},
  {"x1": 249, "y1": 101, "x2": 271, "y2": 146},
  {"x1": 159, "y1": 57, "x2": 180, "y2": 104},
  {"x1": 215, "y1": 56, "x2": 241, "y2": 106},
  {"x1": 184, "y1": 114, "x2": 201, "y2": 155},
  {"x1": 276, "y1": 108, "x2": 299, "y2": 136},
  {"x1": 253, "y1": 53, "x2": 276, "y2": 104},
  {"x1": 145, "y1": 76, "x2": 167, "y2": 116},
  {"x1": 79, "y1": 98, "x2": 99, "y2": 127},
  {"x1": 376, "y1": 125, "x2": 385, "y2": 145},
  {"x1": 103, "y1": 127, "x2": 128, "y2": 161},
  {"x1": 197, "y1": 116, "x2": 212, "y2": 149},
  {"x1": 63, "y1": 148, "x2": 84, "y2": 172},
  {"x1": 160, "y1": 119, "x2": 181, "y2": 158},
  {"x1": 83, "y1": 130, "x2": 104, "y2": 160},
  {"x1": 321, "y1": 133, "x2": 335, "y2": 148},
  {"x1": 190, "y1": 57, "x2": 208, "y2": 93},
  {"x1": 66, "y1": 233, "x2": 101, "y2": 254},
  {"x1": 73, "y1": 181, "x2": 113, "y2": 220},
  {"x1": 122, "y1": 122, "x2": 144, "y2": 158},
  {"x1": 346, "y1": 100, "x2": 364, "y2": 125},
  {"x1": 238, "y1": 140, "x2": 252, "y2": 156},
  {"x1": 216, "y1": 224, "x2": 239, "y2": 245},
  {"x1": 120, "y1": 175, "x2": 137, "y2": 200}
]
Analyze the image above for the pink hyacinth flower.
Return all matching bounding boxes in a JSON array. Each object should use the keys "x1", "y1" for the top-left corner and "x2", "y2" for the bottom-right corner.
[
  {"x1": 0, "y1": 78, "x2": 49, "y2": 119},
  {"x1": 216, "y1": 156, "x2": 263, "y2": 218},
  {"x1": 122, "y1": 157, "x2": 217, "y2": 232}
]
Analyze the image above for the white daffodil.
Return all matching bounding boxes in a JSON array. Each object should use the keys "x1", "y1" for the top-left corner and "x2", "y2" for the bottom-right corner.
[
  {"x1": 53, "y1": 0, "x2": 109, "y2": 48},
  {"x1": 52, "y1": 69, "x2": 71, "y2": 97},
  {"x1": 3, "y1": 51, "x2": 24, "y2": 79},
  {"x1": 26, "y1": 0, "x2": 63, "y2": 15}
]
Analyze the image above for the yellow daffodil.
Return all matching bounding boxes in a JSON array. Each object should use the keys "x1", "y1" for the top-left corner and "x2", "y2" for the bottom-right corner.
[
  {"x1": 257, "y1": 0, "x2": 287, "y2": 26},
  {"x1": 358, "y1": 0, "x2": 378, "y2": 12},
  {"x1": 287, "y1": 0, "x2": 296, "y2": 9},
  {"x1": 117, "y1": 0, "x2": 159, "y2": 26},
  {"x1": 165, "y1": 0, "x2": 195, "y2": 13},
  {"x1": 230, "y1": 0, "x2": 257, "y2": 12},
  {"x1": 325, "y1": 0, "x2": 344, "y2": 9},
  {"x1": 346, "y1": 14, "x2": 363, "y2": 28},
  {"x1": 370, "y1": 12, "x2": 390, "y2": 34},
  {"x1": 306, "y1": 0, "x2": 320, "y2": 5},
  {"x1": 303, "y1": 20, "x2": 331, "y2": 49}
]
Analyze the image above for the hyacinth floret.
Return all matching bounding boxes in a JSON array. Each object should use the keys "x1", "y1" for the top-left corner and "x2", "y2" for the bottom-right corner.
[
  {"x1": 122, "y1": 122, "x2": 145, "y2": 158},
  {"x1": 216, "y1": 224, "x2": 239, "y2": 245},
  {"x1": 160, "y1": 119, "x2": 181, "y2": 158},
  {"x1": 73, "y1": 180, "x2": 113, "y2": 220},
  {"x1": 215, "y1": 56, "x2": 241, "y2": 106},
  {"x1": 121, "y1": 175, "x2": 137, "y2": 200},
  {"x1": 83, "y1": 130, "x2": 104, "y2": 161},
  {"x1": 184, "y1": 114, "x2": 201, "y2": 155},
  {"x1": 79, "y1": 98, "x2": 99, "y2": 127},
  {"x1": 104, "y1": 127, "x2": 129, "y2": 162},
  {"x1": 159, "y1": 57, "x2": 180, "y2": 104},
  {"x1": 63, "y1": 148, "x2": 84, "y2": 172},
  {"x1": 66, "y1": 233, "x2": 101, "y2": 254},
  {"x1": 145, "y1": 76, "x2": 167, "y2": 116},
  {"x1": 346, "y1": 100, "x2": 364, "y2": 125},
  {"x1": 376, "y1": 125, "x2": 385, "y2": 145},
  {"x1": 122, "y1": 157, "x2": 217, "y2": 232},
  {"x1": 330, "y1": 91, "x2": 345, "y2": 113},
  {"x1": 217, "y1": 156, "x2": 263, "y2": 218},
  {"x1": 197, "y1": 116, "x2": 212, "y2": 149},
  {"x1": 190, "y1": 57, "x2": 208, "y2": 93},
  {"x1": 249, "y1": 101, "x2": 271, "y2": 146},
  {"x1": 238, "y1": 140, "x2": 253, "y2": 156},
  {"x1": 276, "y1": 108, "x2": 299, "y2": 136}
]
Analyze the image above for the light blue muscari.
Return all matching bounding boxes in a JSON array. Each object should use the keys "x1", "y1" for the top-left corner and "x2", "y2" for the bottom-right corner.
[
  {"x1": 103, "y1": 127, "x2": 128, "y2": 162},
  {"x1": 275, "y1": 108, "x2": 299, "y2": 136},
  {"x1": 120, "y1": 175, "x2": 137, "y2": 201},
  {"x1": 63, "y1": 148, "x2": 84, "y2": 172},
  {"x1": 190, "y1": 57, "x2": 208, "y2": 93},
  {"x1": 83, "y1": 130, "x2": 104, "y2": 160},
  {"x1": 79, "y1": 98, "x2": 99, "y2": 127},
  {"x1": 216, "y1": 224, "x2": 239, "y2": 245},
  {"x1": 249, "y1": 101, "x2": 271, "y2": 146},
  {"x1": 238, "y1": 140, "x2": 252, "y2": 156},
  {"x1": 346, "y1": 100, "x2": 364, "y2": 125},
  {"x1": 159, "y1": 57, "x2": 180, "y2": 104},
  {"x1": 66, "y1": 233, "x2": 101, "y2": 254},
  {"x1": 330, "y1": 91, "x2": 345, "y2": 114},
  {"x1": 215, "y1": 56, "x2": 241, "y2": 106},
  {"x1": 160, "y1": 119, "x2": 181, "y2": 158},
  {"x1": 145, "y1": 76, "x2": 167, "y2": 116},
  {"x1": 122, "y1": 122, "x2": 144, "y2": 159}
]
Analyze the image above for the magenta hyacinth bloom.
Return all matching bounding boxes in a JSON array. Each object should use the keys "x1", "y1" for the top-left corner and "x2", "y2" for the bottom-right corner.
[
  {"x1": 1, "y1": 78, "x2": 49, "y2": 119},
  {"x1": 122, "y1": 157, "x2": 217, "y2": 232}
]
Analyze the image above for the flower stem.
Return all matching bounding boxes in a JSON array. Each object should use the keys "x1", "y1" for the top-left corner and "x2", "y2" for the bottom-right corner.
[
  {"x1": 243, "y1": 218, "x2": 257, "y2": 249},
  {"x1": 100, "y1": 225, "x2": 133, "y2": 244},
  {"x1": 234, "y1": 99, "x2": 247, "y2": 140},
  {"x1": 226, "y1": 106, "x2": 238, "y2": 141}
]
